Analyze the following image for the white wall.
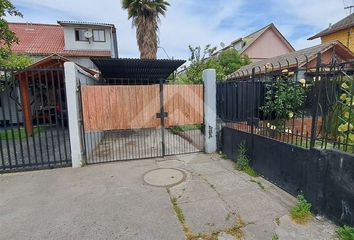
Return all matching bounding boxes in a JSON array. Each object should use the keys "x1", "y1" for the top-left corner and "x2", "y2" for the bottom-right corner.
[
  {"x1": 66, "y1": 57, "x2": 97, "y2": 70},
  {"x1": 63, "y1": 26, "x2": 113, "y2": 52}
]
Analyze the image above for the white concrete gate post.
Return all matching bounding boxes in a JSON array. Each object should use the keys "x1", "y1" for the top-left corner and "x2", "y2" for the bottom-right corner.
[
  {"x1": 203, "y1": 69, "x2": 217, "y2": 153},
  {"x1": 64, "y1": 62, "x2": 83, "y2": 168}
]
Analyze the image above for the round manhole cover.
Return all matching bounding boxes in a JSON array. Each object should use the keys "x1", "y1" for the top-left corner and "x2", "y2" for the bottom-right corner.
[{"x1": 143, "y1": 168, "x2": 186, "y2": 187}]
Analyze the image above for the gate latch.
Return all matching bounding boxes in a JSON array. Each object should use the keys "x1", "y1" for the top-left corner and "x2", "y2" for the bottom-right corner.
[{"x1": 156, "y1": 112, "x2": 169, "y2": 118}]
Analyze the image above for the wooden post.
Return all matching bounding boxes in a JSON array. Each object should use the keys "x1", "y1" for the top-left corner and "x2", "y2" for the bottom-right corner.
[{"x1": 20, "y1": 74, "x2": 33, "y2": 136}]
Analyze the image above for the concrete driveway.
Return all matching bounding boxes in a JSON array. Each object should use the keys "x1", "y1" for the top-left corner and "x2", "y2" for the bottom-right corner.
[{"x1": 0, "y1": 153, "x2": 336, "y2": 240}]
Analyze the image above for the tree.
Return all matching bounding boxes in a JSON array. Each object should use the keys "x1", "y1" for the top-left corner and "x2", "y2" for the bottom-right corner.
[
  {"x1": 122, "y1": 0, "x2": 169, "y2": 59},
  {"x1": 0, "y1": 0, "x2": 31, "y2": 68},
  {"x1": 175, "y1": 45, "x2": 251, "y2": 84},
  {"x1": 0, "y1": 0, "x2": 23, "y2": 47},
  {"x1": 0, "y1": 48, "x2": 32, "y2": 68},
  {"x1": 218, "y1": 49, "x2": 251, "y2": 76}
]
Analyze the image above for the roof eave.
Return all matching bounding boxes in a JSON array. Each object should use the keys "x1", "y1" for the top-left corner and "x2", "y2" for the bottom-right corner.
[{"x1": 308, "y1": 23, "x2": 354, "y2": 40}]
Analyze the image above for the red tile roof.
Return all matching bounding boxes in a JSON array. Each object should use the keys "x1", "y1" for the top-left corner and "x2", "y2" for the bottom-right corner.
[{"x1": 9, "y1": 23, "x2": 112, "y2": 57}]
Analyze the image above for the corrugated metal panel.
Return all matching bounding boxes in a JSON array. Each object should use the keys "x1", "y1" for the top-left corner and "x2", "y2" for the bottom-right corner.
[{"x1": 90, "y1": 58, "x2": 185, "y2": 82}]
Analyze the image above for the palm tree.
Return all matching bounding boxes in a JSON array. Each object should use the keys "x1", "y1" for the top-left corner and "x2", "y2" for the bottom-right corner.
[{"x1": 122, "y1": 0, "x2": 169, "y2": 59}]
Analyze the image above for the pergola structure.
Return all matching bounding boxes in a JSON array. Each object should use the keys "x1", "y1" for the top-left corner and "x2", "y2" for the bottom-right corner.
[{"x1": 18, "y1": 54, "x2": 96, "y2": 135}]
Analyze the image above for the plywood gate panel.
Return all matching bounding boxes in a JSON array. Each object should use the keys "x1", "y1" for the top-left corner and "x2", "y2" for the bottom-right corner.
[{"x1": 81, "y1": 84, "x2": 203, "y2": 131}]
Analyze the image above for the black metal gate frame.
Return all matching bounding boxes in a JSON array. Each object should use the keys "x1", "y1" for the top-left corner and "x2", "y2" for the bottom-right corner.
[{"x1": 79, "y1": 78, "x2": 205, "y2": 164}]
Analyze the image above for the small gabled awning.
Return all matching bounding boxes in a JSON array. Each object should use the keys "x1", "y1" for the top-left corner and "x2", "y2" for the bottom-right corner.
[{"x1": 90, "y1": 57, "x2": 185, "y2": 83}]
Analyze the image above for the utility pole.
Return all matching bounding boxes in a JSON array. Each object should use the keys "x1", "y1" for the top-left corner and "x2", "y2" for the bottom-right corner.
[{"x1": 345, "y1": 5, "x2": 354, "y2": 14}]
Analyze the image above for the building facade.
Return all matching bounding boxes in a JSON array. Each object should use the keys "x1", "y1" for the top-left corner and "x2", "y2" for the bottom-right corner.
[
  {"x1": 9, "y1": 21, "x2": 118, "y2": 69},
  {"x1": 308, "y1": 13, "x2": 354, "y2": 53},
  {"x1": 214, "y1": 23, "x2": 295, "y2": 62}
]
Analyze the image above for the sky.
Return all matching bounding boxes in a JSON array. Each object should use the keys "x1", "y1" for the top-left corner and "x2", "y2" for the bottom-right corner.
[{"x1": 6, "y1": 0, "x2": 354, "y2": 60}]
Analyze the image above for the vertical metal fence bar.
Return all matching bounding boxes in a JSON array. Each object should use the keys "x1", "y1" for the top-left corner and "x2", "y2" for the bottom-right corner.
[
  {"x1": 38, "y1": 70, "x2": 50, "y2": 164},
  {"x1": 56, "y1": 69, "x2": 69, "y2": 164},
  {"x1": 13, "y1": 71, "x2": 25, "y2": 166},
  {"x1": 1, "y1": 75, "x2": 12, "y2": 169},
  {"x1": 46, "y1": 70, "x2": 57, "y2": 165},
  {"x1": 32, "y1": 70, "x2": 44, "y2": 165},
  {"x1": 310, "y1": 53, "x2": 322, "y2": 149},
  {"x1": 159, "y1": 78, "x2": 166, "y2": 157},
  {"x1": 5, "y1": 71, "x2": 18, "y2": 168}
]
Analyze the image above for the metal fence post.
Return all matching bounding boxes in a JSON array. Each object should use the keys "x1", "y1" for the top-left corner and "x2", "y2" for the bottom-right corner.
[
  {"x1": 250, "y1": 68, "x2": 256, "y2": 161},
  {"x1": 159, "y1": 78, "x2": 166, "y2": 157},
  {"x1": 310, "y1": 53, "x2": 322, "y2": 149}
]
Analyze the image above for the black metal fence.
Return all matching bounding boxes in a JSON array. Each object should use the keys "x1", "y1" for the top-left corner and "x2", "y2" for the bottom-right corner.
[
  {"x1": 0, "y1": 67, "x2": 71, "y2": 172},
  {"x1": 217, "y1": 53, "x2": 354, "y2": 154}
]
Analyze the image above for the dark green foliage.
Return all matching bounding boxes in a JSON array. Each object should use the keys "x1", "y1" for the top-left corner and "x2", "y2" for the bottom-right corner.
[
  {"x1": 175, "y1": 46, "x2": 251, "y2": 84},
  {"x1": 290, "y1": 194, "x2": 312, "y2": 224},
  {"x1": 218, "y1": 49, "x2": 251, "y2": 76},
  {"x1": 0, "y1": 47, "x2": 32, "y2": 68},
  {"x1": 121, "y1": 0, "x2": 169, "y2": 59},
  {"x1": 336, "y1": 225, "x2": 354, "y2": 240},
  {"x1": 0, "y1": 0, "x2": 22, "y2": 47},
  {"x1": 261, "y1": 75, "x2": 306, "y2": 121}
]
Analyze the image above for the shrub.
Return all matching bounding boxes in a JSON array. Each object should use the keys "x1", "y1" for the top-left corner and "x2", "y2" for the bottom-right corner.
[
  {"x1": 290, "y1": 194, "x2": 312, "y2": 224},
  {"x1": 336, "y1": 225, "x2": 354, "y2": 240}
]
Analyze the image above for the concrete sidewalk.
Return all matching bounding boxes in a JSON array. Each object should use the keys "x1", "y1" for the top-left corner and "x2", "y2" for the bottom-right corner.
[{"x1": 0, "y1": 153, "x2": 336, "y2": 240}]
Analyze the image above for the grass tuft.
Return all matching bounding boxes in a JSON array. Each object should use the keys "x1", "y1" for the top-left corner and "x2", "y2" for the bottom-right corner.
[
  {"x1": 272, "y1": 233, "x2": 279, "y2": 240},
  {"x1": 170, "y1": 124, "x2": 202, "y2": 135},
  {"x1": 290, "y1": 194, "x2": 312, "y2": 224},
  {"x1": 336, "y1": 225, "x2": 354, "y2": 240},
  {"x1": 171, "y1": 197, "x2": 185, "y2": 224},
  {"x1": 235, "y1": 141, "x2": 258, "y2": 177},
  {"x1": 170, "y1": 196, "x2": 246, "y2": 240},
  {"x1": 224, "y1": 215, "x2": 245, "y2": 239}
]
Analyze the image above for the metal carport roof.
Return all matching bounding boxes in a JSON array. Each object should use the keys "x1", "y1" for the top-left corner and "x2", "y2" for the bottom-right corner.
[{"x1": 90, "y1": 57, "x2": 185, "y2": 83}]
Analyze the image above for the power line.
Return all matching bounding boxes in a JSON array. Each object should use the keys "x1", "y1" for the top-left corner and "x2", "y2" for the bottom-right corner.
[{"x1": 345, "y1": 5, "x2": 354, "y2": 14}]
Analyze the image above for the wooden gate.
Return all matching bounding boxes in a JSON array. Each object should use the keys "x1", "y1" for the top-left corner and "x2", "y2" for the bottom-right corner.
[{"x1": 80, "y1": 84, "x2": 204, "y2": 164}]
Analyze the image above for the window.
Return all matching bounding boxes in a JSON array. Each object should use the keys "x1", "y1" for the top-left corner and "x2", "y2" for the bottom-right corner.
[
  {"x1": 234, "y1": 41, "x2": 244, "y2": 51},
  {"x1": 93, "y1": 29, "x2": 106, "y2": 42},
  {"x1": 75, "y1": 28, "x2": 89, "y2": 41}
]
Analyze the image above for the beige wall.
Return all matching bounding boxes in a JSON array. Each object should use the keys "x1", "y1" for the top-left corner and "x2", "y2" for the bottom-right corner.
[
  {"x1": 244, "y1": 28, "x2": 293, "y2": 62},
  {"x1": 322, "y1": 29, "x2": 354, "y2": 53}
]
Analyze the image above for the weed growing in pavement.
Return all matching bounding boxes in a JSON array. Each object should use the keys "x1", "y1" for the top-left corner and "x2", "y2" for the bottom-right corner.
[
  {"x1": 290, "y1": 194, "x2": 312, "y2": 224},
  {"x1": 235, "y1": 141, "x2": 258, "y2": 177},
  {"x1": 336, "y1": 225, "x2": 354, "y2": 240},
  {"x1": 272, "y1": 233, "x2": 279, "y2": 240},
  {"x1": 170, "y1": 195, "x2": 245, "y2": 240}
]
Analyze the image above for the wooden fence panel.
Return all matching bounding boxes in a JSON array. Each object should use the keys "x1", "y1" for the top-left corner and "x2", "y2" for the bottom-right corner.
[
  {"x1": 81, "y1": 84, "x2": 203, "y2": 131},
  {"x1": 164, "y1": 85, "x2": 203, "y2": 127}
]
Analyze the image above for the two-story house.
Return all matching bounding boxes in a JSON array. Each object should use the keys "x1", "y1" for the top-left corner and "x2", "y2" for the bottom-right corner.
[
  {"x1": 9, "y1": 21, "x2": 119, "y2": 69},
  {"x1": 0, "y1": 21, "x2": 118, "y2": 128},
  {"x1": 213, "y1": 23, "x2": 295, "y2": 62},
  {"x1": 308, "y1": 13, "x2": 354, "y2": 53}
]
